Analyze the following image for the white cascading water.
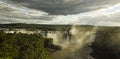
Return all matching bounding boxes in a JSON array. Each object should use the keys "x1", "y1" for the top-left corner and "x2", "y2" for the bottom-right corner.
[{"x1": 47, "y1": 26, "x2": 98, "y2": 59}]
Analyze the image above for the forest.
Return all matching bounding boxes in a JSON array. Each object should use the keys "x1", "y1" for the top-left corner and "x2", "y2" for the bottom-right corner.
[{"x1": 0, "y1": 31, "x2": 61, "y2": 59}]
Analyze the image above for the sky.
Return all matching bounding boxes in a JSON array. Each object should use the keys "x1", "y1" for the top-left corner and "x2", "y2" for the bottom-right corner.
[{"x1": 0, "y1": 0, "x2": 120, "y2": 26}]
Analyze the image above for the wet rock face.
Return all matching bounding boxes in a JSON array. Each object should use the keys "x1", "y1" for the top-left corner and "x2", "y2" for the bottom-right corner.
[{"x1": 90, "y1": 31, "x2": 120, "y2": 59}]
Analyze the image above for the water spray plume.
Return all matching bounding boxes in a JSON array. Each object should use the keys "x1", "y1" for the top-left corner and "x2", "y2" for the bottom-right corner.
[{"x1": 48, "y1": 25, "x2": 99, "y2": 59}]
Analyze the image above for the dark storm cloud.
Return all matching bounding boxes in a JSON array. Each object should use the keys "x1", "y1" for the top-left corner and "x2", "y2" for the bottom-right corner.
[
  {"x1": 0, "y1": 0, "x2": 120, "y2": 26},
  {"x1": 9, "y1": 0, "x2": 120, "y2": 15}
]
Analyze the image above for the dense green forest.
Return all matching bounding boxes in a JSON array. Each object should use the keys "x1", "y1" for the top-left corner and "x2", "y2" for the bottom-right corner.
[
  {"x1": 0, "y1": 31, "x2": 61, "y2": 59},
  {"x1": 0, "y1": 23, "x2": 72, "y2": 31}
]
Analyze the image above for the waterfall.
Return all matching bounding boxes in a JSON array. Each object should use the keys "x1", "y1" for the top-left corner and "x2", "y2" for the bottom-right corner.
[{"x1": 47, "y1": 26, "x2": 98, "y2": 59}]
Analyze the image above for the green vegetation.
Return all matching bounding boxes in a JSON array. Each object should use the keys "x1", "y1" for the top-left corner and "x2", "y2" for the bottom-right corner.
[{"x1": 0, "y1": 31, "x2": 62, "y2": 59}]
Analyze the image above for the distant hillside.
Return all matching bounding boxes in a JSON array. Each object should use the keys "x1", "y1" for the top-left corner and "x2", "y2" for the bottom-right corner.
[{"x1": 0, "y1": 23, "x2": 120, "y2": 31}]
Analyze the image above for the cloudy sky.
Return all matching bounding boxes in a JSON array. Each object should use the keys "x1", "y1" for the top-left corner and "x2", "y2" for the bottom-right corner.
[{"x1": 0, "y1": 0, "x2": 120, "y2": 26}]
